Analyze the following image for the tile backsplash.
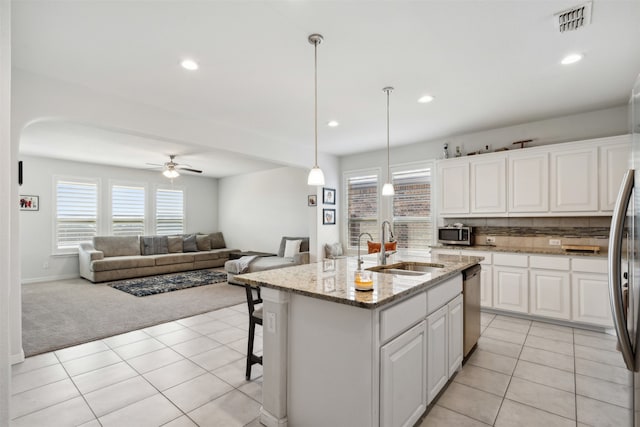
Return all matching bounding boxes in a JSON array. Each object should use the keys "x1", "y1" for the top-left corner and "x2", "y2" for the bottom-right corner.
[{"x1": 444, "y1": 217, "x2": 614, "y2": 250}]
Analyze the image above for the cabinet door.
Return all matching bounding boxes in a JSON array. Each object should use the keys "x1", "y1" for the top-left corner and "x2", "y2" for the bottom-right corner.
[
  {"x1": 493, "y1": 266, "x2": 528, "y2": 313},
  {"x1": 600, "y1": 142, "x2": 630, "y2": 211},
  {"x1": 550, "y1": 147, "x2": 598, "y2": 212},
  {"x1": 448, "y1": 294, "x2": 463, "y2": 377},
  {"x1": 480, "y1": 266, "x2": 493, "y2": 308},
  {"x1": 438, "y1": 160, "x2": 469, "y2": 215},
  {"x1": 470, "y1": 156, "x2": 506, "y2": 213},
  {"x1": 509, "y1": 152, "x2": 549, "y2": 212},
  {"x1": 571, "y1": 273, "x2": 613, "y2": 327},
  {"x1": 427, "y1": 305, "x2": 448, "y2": 403},
  {"x1": 380, "y1": 321, "x2": 427, "y2": 427},
  {"x1": 529, "y1": 269, "x2": 571, "y2": 320}
]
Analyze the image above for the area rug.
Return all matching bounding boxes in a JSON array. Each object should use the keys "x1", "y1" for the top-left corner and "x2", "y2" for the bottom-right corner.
[{"x1": 109, "y1": 270, "x2": 228, "y2": 297}]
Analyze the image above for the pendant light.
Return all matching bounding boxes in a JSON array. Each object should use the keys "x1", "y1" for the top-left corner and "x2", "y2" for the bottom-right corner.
[
  {"x1": 307, "y1": 33, "x2": 325, "y2": 186},
  {"x1": 381, "y1": 87, "x2": 395, "y2": 196}
]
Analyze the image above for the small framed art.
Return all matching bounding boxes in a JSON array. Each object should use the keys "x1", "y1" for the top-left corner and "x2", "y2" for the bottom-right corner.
[
  {"x1": 20, "y1": 195, "x2": 39, "y2": 211},
  {"x1": 323, "y1": 187, "x2": 336, "y2": 205},
  {"x1": 308, "y1": 195, "x2": 317, "y2": 206},
  {"x1": 323, "y1": 208, "x2": 336, "y2": 225}
]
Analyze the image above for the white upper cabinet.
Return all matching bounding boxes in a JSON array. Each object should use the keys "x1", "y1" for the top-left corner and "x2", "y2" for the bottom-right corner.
[
  {"x1": 550, "y1": 146, "x2": 598, "y2": 212},
  {"x1": 438, "y1": 159, "x2": 469, "y2": 215},
  {"x1": 600, "y1": 140, "x2": 631, "y2": 211},
  {"x1": 508, "y1": 152, "x2": 549, "y2": 213},
  {"x1": 470, "y1": 156, "x2": 507, "y2": 214}
]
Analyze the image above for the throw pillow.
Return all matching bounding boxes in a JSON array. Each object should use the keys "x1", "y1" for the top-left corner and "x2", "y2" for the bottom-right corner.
[
  {"x1": 209, "y1": 232, "x2": 226, "y2": 249},
  {"x1": 183, "y1": 234, "x2": 198, "y2": 252},
  {"x1": 167, "y1": 236, "x2": 183, "y2": 253},
  {"x1": 278, "y1": 236, "x2": 309, "y2": 257},
  {"x1": 324, "y1": 242, "x2": 343, "y2": 259},
  {"x1": 367, "y1": 241, "x2": 397, "y2": 254},
  {"x1": 284, "y1": 239, "x2": 302, "y2": 259},
  {"x1": 196, "y1": 234, "x2": 212, "y2": 251},
  {"x1": 140, "y1": 236, "x2": 169, "y2": 255}
]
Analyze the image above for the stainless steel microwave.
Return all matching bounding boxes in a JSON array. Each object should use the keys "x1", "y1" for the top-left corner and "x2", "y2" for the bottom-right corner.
[{"x1": 438, "y1": 226, "x2": 473, "y2": 246}]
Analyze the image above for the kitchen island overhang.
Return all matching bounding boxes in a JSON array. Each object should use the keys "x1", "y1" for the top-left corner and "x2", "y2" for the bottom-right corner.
[{"x1": 235, "y1": 254, "x2": 482, "y2": 427}]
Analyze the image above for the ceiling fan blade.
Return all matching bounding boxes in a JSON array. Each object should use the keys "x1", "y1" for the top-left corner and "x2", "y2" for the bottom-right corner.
[
  {"x1": 146, "y1": 162, "x2": 164, "y2": 167},
  {"x1": 177, "y1": 167, "x2": 203, "y2": 173}
]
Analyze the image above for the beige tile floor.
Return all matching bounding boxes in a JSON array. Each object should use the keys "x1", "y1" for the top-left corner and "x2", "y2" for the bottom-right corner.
[
  {"x1": 11, "y1": 305, "x2": 632, "y2": 426},
  {"x1": 419, "y1": 312, "x2": 632, "y2": 427}
]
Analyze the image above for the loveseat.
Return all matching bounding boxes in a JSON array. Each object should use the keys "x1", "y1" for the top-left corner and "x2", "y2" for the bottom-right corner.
[
  {"x1": 225, "y1": 236, "x2": 310, "y2": 285},
  {"x1": 79, "y1": 232, "x2": 239, "y2": 283}
]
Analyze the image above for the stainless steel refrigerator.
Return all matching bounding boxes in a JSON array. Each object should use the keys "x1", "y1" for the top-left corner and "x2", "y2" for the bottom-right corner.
[{"x1": 609, "y1": 72, "x2": 640, "y2": 426}]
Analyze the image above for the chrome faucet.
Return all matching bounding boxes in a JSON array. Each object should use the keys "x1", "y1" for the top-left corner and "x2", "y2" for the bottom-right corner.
[
  {"x1": 357, "y1": 232, "x2": 374, "y2": 271},
  {"x1": 380, "y1": 221, "x2": 396, "y2": 265}
]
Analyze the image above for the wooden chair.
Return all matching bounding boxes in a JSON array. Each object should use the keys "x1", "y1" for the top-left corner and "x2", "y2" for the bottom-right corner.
[{"x1": 244, "y1": 284, "x2": 263, "y2": 380}]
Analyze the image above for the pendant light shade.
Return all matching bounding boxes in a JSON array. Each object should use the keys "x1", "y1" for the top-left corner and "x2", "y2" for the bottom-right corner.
[
  {"x1": 382, "y1": 86, "x2": 395, "y2": 196},
  {"x1": 307, "y1": 33, "x2": 325, "y2": 186}
]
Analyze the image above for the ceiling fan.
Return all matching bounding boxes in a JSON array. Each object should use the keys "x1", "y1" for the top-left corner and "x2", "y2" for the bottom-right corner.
[{"x1": 147, "y1": 155, "x2": 203, "y2": 178}]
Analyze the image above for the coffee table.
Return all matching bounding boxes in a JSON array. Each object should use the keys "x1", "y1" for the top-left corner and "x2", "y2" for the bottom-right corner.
[{"x1": 229, "y1": 251, "x2": 277, "y2": 260}]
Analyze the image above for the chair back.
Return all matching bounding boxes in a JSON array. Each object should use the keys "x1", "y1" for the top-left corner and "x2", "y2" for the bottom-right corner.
[{"x1": 244, "y1": 284, "x2": 262, "y2": 317}]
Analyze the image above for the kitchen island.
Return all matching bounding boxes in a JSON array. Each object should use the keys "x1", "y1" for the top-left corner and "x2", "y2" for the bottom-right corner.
[{"x1": 235, "y1": 253, "x2": 482, "y2": 427}]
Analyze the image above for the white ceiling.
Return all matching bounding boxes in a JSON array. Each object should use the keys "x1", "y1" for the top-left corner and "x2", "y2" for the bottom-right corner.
[{"x1": 11, "y1": 1, "x2": 640, "y2": 176}]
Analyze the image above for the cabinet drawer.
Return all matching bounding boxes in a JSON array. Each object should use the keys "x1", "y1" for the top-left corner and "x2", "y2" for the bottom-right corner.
[
  {"x1": 380, "y1": 292, "x2": 427, "y2": 343},
  {"x1": 572, "y1": 258, "x2": 607, "y2": 274},
  {"x1": 427, "y1": 275, "x2": 463, "y2": 314},
  {"x1": 467, "y1": 250, "x2": 492, "y2": 265},
  {"x1": 530, "y1": 256, "x2": 570, "y2": 271},
  {"x1": 493, "y1": 253, "x2": 528, "y2": 267}
]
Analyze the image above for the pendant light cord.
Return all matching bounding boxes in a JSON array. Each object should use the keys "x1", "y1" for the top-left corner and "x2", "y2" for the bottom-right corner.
[
  {"x1": 386, "y1": 88, "x2": 391, "y2": 181},
  {"x1": 314, "y1": 40, "x2": 319, "y2": 168}
]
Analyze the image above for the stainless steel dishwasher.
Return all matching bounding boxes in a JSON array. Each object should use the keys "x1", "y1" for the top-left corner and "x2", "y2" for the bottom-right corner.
[{"x1": 462, "y1": 264, "x2": 481, "y2": 358}]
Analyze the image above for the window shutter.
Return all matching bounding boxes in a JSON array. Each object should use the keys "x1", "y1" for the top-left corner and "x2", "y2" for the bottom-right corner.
[
  {"x1": 347, "y1": 174, "x2": 379, "y2": 248},
  {"x1": 392, "y1": 168, "x2": 432, "y2": 250},
  {"x1": 112, "y1": 185, "x2": 145, "y2": 236},
  {"x1": 156, "y1": 189, "x2": 184, "y2": 235},
  {"x1": 56, "y1": 180, "x2": 98, "y2": 249}
]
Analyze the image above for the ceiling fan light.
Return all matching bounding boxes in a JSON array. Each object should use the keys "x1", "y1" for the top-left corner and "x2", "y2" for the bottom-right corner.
[
  {"x1": 307, "y1": 166, "x2": 325, "y2": 186},
  {"x1": 163, "y1": 169, "x2": 180, "y2": 178},
  {"x1": 382, "y1": 182, "x2": 395, "y2": 196}
]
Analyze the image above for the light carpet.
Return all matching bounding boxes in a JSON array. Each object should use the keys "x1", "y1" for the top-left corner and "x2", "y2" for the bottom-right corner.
[{"x1": 22, "y1": 269, "x2": 245, "y2": 357}]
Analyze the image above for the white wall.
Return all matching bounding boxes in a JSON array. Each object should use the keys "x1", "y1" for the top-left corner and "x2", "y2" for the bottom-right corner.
[
  {"x1": 218, "y1": 167, "x2": 312, "y2": 254},
  {"x1": 19, "y1": 155, "x2": 219, "y2": 283},
  {"x1": 341, "y1": 105, "x2": 629, "y2": 172},
  {"x1": 1, "y1": 0, "x2": 12, "y2": 421}
]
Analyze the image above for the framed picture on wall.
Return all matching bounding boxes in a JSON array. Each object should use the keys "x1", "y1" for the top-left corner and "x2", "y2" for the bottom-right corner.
[
  {"x1": 323, "y1": 208, "x2": 336, "y2": 225},
  {"x1": 20, "y1": 195, "x2": 39, "y2": 211},
  {"x1": 323, "y1": 187, "x2": 336, "y2": 205},
  {"x1": 308, "y1": 195, "x2": 317, "y2": 206}
]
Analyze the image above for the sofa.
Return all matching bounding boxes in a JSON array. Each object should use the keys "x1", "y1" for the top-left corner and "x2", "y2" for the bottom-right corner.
[
  {"x1": 79, "y1": 232, "x2": 239, "y2": 283},
  {"x1": 225, "y1": 236, "x2": 310, "y2": 285}
]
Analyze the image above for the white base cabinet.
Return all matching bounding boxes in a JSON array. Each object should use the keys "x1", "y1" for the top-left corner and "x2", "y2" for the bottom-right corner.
[
  {"x1": 493, "y1": 266, "x2": 529, "y2": 313},
  {"x1": 529, "y1": 269, "x2": 571, "y2": 320},
  {"x1": 447, "y1": 294, "x2": 464, "y2": 378},
  {"x1": 380, "y1": 321, "x2": 427, "y2": 427},
  {"x1": 571, "y1": 273, "x2": 612, "y2": 327},
  {"x1": 427, "y1": 305, "x2": 448, "y2": 403}
]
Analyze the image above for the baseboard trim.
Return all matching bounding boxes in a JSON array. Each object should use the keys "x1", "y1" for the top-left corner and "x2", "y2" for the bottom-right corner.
[
  {"x1": 22, "y1": 274, "x2": 80, "y2": 284},
  {"x1": 11, "y1": 349, "x2": 25, "y2": 365}
]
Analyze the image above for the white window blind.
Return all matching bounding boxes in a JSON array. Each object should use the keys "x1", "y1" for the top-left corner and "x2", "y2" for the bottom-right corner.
[
  {"x1": 55, "y1": 179, "x2": 98, "y2": 250},
  {"x1": 392, "y1": 168, "x2": 432, "y2": 250},
  {"x1": 156, "y1": 188, "x2": 184, "y2": 235},
  {"x1": 346, "y1": 174, "x2": 379, "y2": 249},
  {"x1": 112, "y1": 185, "x2": 145, "y2": 236}
]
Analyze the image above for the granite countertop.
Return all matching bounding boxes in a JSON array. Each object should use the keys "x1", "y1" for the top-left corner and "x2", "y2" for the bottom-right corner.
[
  {"x1": 234, "y1": 253, "x2": 482, "y2": 309},
  {"x1": 432, "y1": 244, "x2": 608, "y2": 258}
]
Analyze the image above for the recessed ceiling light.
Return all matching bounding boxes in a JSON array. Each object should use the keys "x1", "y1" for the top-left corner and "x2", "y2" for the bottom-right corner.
[
  {"x1": 327, "y1": 120, "x2": 339, "y2": 127},
  {"x1": 180, "y1": 59, "x2": 199, "y2": 70},
  {"x1": 418, "y1": 94, "x2": 435, "y2": 103},
  {"x1": 561, "y1": 53, "x2": 583, "y2": 65}
]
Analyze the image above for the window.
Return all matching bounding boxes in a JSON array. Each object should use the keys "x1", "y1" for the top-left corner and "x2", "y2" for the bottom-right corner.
[
  {"x1": 155, "y1": 188, "x2": 184, "y2": 235},
  {"x1": 55, "y1": 179, "x2": 98, "y2": 250},
  {"x1": 346, "y1": 173, "x2": 379, "y2": 249},
  {"x1": 392, "y1": 168, "x2": 432, "y2": 250},
  {"x1": 111, "y1": 185, "x2": 145, "y2": 236}
]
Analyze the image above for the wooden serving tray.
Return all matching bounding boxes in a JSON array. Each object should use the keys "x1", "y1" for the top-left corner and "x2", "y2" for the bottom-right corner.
[{"x1": 561, "y1": 244, "x2": 600, "y2": 253}]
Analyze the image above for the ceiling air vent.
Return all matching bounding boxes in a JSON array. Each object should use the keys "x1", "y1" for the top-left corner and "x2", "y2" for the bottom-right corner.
[{"x1": 554, "y1": 2, "x2": 592, "y2": 32}]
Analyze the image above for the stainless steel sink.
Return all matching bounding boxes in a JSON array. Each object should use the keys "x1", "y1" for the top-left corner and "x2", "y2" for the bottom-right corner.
[{"x1": 367, "y1": 262, "x2": 446, "y2": 276}]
